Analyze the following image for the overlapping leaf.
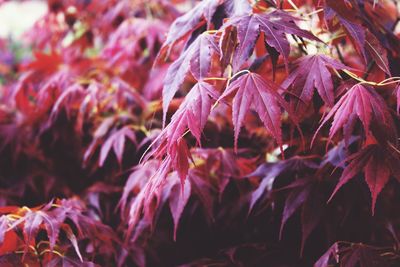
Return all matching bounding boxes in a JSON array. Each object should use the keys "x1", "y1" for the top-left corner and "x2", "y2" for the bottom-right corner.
[
  {"x1": 281, "y1": 55, "x2": 349, "y2": 111},
  {"x1": 314, "y1": 84, "x2": 395, "y2": 145},
  {"x1": 159, "y1": 0, "x2": 221, "y2": 57},
  {"x1": 221, "y1": 10, "x2": 320, "y2": 72},
  {"x1": 162, "y1": 33, "x2": 219, "y2": 124},
  {"x1": 98, "y1": 126, "x2": 137, "y2": 167},
  {"x1": 1, "y1": 199, "x2": 116, "y2": 263},
  {"x1": 219, "y1": 72, "x2": 292, "y2": 152},
  {"x1": 328, "y1": 144, "x2": 400, "y2": 213}
]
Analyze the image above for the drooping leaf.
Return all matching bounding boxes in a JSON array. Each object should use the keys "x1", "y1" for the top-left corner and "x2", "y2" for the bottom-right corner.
[
  {"x1": 324, "y1": 1, "x2": 367, "y2": 61},
  {"x1": 338, "y1": 17, "x2": 367, "y2": 60},
  {"x1": 300, "y1": 182, "x2": 324, "y2": 255},
  {"x1": 148, "y1": 82, "x2": 219, "y2": 184},
  {"x1": 314, "y1": 84, "x2": 395, "y2": 145},
  {"x1": 281, "y1": 55, "x2": 349, "y2": 111},
  {"x1": 119, "y1": 160, "x2": 160, "y2": 214},
  {"x1": 9, "y1": 202, "x2": 58, "y2": 250},
  {"x1": 219, "y1": 72, "x2": 291, "y2": 152},
  {"x1": 328, "y1": 144, "x2": 396, "y2": 214},
  {"x1": 280, "y1": 180, "x2": 311, "y2": 239},
  {"x1": 159, "y1": 0, "x2": 221, "y2": 58},
  {"x1": 221, "y1": 10, "x2": 320, "y2": 72},
  {"x1": 162, "y1": 33, "x2": 219, "y2": 124},
  {"x1": 2, "y1": 199, "x2": 117, "y2": 262},
  {"x1": 168, "y1": 174, "x2": 191, "y2": 240},
  {"x1": 166, "y1": 82, "x2": 219, "y2": 146},
  {"x1": 99, "y1": 126, "x2": 137, "y2": 167}
]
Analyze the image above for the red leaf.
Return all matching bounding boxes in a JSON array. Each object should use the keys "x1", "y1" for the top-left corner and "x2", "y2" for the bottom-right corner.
[
  {"x1": 328, "y1": 144, "x2": 393, "y2": 214},
  {"x1": 119, "y1": 160, "x2": 160, "y2": 214},
  {"x1": 166, "y1": 82, "x2": 219, "y2": 146},
  {"x1": 22, "y1": 51, "x2": 62, "y2": 74},
  {"x1": 99, "y1": 126, "x2": 137, "y2": 167},
  {"x1": 364, "y1": 149, "x2": 391, "y2": 214},
  {"x1": 219, "y1": 72, "x2": 290, "y2": 152},
  {"x1": 222, "y1": 10, "x2": 320, "y2": 72},
  {"x1": 338, "y1": 17, "x2": 367, "y2": 60},
  {"x1": 314, "y1": 84, "x2": 393, "y2": 146},
  {"x1": 168, "y1": 175, "x2": 191, "y2": 240},
  {"x1": 159, "y1": 0, "x2": 221, "y2": 58},
  {"x1": 300, "y1": 183, "x2": 324, "y2": 255},
  {"x1": 324, "y1": 2, "x2": 367, "y2": 61},
  {"x1": 162, "y1": 33, "x2": 219, "y2": 124},
  {"x1": 188, "y1": 169, "x2": 215, "y2": 222},
  {"x1": 0, "y1": 216, "x2": 18, "y2": 255},
  {"x1": 282, "y1": 55, "x2": 349, "y2": 110},
  {"x1": 249, "y1": 156, "x2": 318, "y2": 213},
  {"x1": 279, "y1": 180, "x2": 311, "y2": 239}
]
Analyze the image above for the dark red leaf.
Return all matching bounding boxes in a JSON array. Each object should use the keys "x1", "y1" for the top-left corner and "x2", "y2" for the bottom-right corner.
[
  {"x1": 222, "y1": 10, "x2": 320, "y2": 72},
  {"x1": 162, "y1": 33, "x2": 219, "y2": 124},
  {"x1": 314, "y1": 84, "x2": 394, "y2": 146},
  {"x1": 282, "y1": 55, "x2": 349, "y2": 109},
  {"x1": 219, "y1": 72, "x2": 291, "y2": 152},
  {"x1": 328, "y1": 144, "x2": 394, "y2": 214},
  {"x1": 159, "y1": 0, "x2": 221, "y2": 58}
]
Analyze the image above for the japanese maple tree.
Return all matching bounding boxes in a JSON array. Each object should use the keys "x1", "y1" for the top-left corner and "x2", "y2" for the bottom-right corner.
[{"x1": 0, "y1": 0, "x2": 400, "y2": 266}]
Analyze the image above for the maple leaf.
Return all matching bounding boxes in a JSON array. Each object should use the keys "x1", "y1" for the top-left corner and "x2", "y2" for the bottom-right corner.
[
  {"x1": 322, "y1": 136, "x2": 359, "y2": 168},
  {"x1": 8, "y1": 202, "x2": 59, "y2": 251},
  {"x1": 167, "y1": 82, "x2": 219, "y2": 145},
  {"x1": 339, "y1": 17, "x2": 367, "y2": 60},
  {"x1": 188, "y1": 168, "x2": 215, "y2": 222},
  {"x1": 328, "y1": 144, "x2": 399, "y2": 214},
  {"x1": 300, "y1": 181, "x2": 326, "y2": 255},
  {"x1": 221, "y1": 10, "x2": 320, "y2": 72},
  {"x1": 162, "y1": 33, "x2": 219, "y2": 124},
  {"x1": 45, "y1": 255, "x2": 96, "y2": 267},
  {"x1": 159, "y1": 0, "x2": 221, "y2": 58},
  {"x1": 281, "y1": 55, "x2": 349, "y2": 111},
  {"x1": 324, "y1": 1, "x2": 391, "y2": 75},
  {"x1": 149, "y1": 82, "x2": 218, "y2": 184},
  {"x1": 165, "y1": 173, "x2": 191, "y2": 240},
  {"x1": 324, "y1": 1, "x2": 367, "y2": 61},
  {"x1": 314, "y1": 84, "x2": 395, "y2": 145},
  {"x1": 0, "y1": 216, "x2": 18, "y2": 256},
  {"x1": 102, "y1": 18, "x2": 168, "y2": 67},
  {"x1": 123, "y1": 161, "x2": 213, "y2": 241},
  {"x1": 21, "y1": 51, "x2": 62, "y2": 74},
  {"x1": 219, "y1": 72, "x2": 293, "y2": 152},
  {"x1": 197, "y1": 148, "x2": 255, "y2": 198},
  {"x1": 119, "y1": 160, "x2": 160, "y2": 215},
  {"x1": 279, "y1": 178, "x2": 312, "y2": 239},
  {"x1": 1, "y1": 199, "x2": 117, "y2": 263},
  {"x1": 99, "y1": 126, "x2": 137, "y2": 167},
  {"x1": 50, "y1": 84, "x2": 86, "y2": 124}
]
